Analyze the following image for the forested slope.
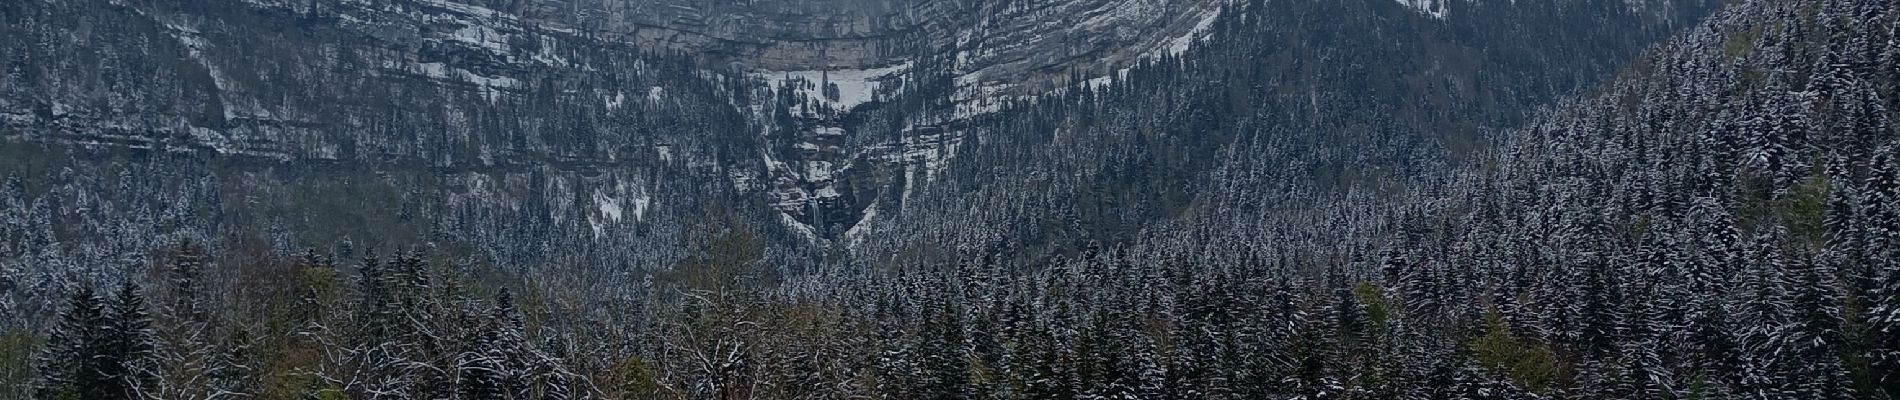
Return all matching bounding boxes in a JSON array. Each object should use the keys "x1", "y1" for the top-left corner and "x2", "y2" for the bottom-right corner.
[
  {"x1": 7, "y1": 0, "x2": 1898, "y2": 398},
  {"x1": 843, "y1": 0, "x2": 1714, "y2": 264}
]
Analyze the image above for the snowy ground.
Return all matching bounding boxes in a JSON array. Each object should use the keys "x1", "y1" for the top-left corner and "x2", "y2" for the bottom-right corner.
[
  {"x1": 751, "y1": 63, "x2": 911, "y2": 113},
  {"x1": 1396, "y1": 0, "x2": 1452, "y2": 19}
]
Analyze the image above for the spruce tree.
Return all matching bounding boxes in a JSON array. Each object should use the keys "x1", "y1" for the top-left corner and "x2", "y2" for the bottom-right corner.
[
  {"x1": 491, "y1": 288, "x2": 530, "y2": 399},
  {"x1": 168, "y1": 239, "x2": 207, "y2": 323},
  {"x1": 1869, "y1": 264, "x2": 1900, "y2": 398},
  {"x1": 34, "y1": 287, "x2": 105, "y2": 400},
  {"x1": 918, "y1": 299, "x2": 967, "y2": 400},
  {"x1": 105, "y1": 280, "x2": 155, "y2": 399}
]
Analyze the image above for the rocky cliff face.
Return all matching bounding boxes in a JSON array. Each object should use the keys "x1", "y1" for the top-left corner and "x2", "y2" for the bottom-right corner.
[
  {"x1": 0, "y1": 0, "x2": 1715, "y2": 292},
  {"x1": 445, "y1": 0, "x2": 1225, "y2": 93},
  {"x1": 483, "y1": 0, "x2": 926, "y2": 70},
  {"x1": 370, "y1": 0, "x2": 1232, "y2": 242},
  {"x1": 0, "y1": 0, "x2": 1224, "y2": 266}
]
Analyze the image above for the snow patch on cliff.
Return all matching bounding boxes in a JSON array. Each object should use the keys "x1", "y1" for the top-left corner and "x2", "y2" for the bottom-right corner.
[
  {"x1": 406, "y1": 62, "x2": 518, "y2": 101},
  {"x1": 596, "y1": 190, "x2": 624, "y2": 223},
  {"x1": 449, "y1": 24, "x2": 510, "y2": 54},
  {"x1": 753, "y1": 62, "x2": 909, "y2": 113},
  {"x1": 606, "y1": 91, "x2": 626, "y2": 110},
  {"x1": 844, "y1": 203, "x2": 878, "y2": 246},
  {"x1": 590, "y1": 185, "x2": 652, "y2": 237},
  {"x1": 780, "y1": 213, "x2": 819, "y2": 242},
  {"x1": 1396, "y1": 0, "x2": 1451, "y2": 19},
  {"x1": 1162, "y1": 7, "x2": 1222, "y2": 56}
]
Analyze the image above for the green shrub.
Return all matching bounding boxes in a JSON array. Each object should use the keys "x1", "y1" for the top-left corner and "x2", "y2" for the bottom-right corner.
[{"x1": 1471, "y1": 311, "x2": 1569, "y2": 392}]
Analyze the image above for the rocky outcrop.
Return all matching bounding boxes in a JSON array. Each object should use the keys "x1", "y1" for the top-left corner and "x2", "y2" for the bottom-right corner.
[{"x1": 454, "y1": 0, "x2": 1225, "y2": 94}]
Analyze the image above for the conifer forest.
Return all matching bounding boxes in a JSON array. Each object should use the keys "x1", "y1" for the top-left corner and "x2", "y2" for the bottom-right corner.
[{"x1": 1, "y1": 0, "x2": 1898, "y2": 398}]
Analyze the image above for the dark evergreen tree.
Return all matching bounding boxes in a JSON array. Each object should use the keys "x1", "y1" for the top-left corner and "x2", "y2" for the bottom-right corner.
[
  {"x1": 1870, "y1": 263, "x2": 1900, "y2": 398},
  {"x1": 168, "y1": 239, "x2": 207, "y2": 323},
  {"x1": 33, "y1": 287, "x2": 106, "y2": 400},
  {"x1": 104, "y1": 280, "x2": 155, "y2": 399}
]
